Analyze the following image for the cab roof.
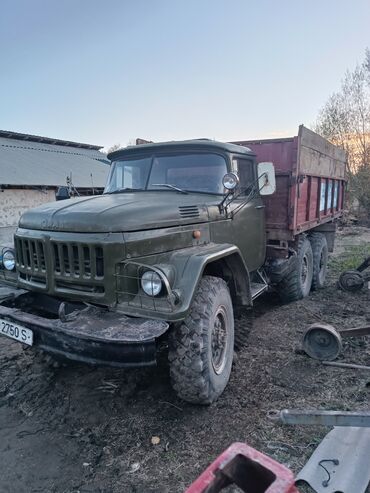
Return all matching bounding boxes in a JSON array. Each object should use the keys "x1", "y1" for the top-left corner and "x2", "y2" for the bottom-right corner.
[{"x1": 107, "y1": 139, "x2": 254, "y2": 161}]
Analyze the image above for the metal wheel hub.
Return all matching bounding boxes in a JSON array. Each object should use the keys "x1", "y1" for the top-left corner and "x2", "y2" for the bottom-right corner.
[
  {"x1": 338, "y1": 270, "x2": 364, "y2": 292},
  {"x1": 211, "y1": 306, "x2": 228, "y2": 374},
  {"x1": 319, "y1": 251, "x2": 325, "y2": 272},
  {"x1": 301, "y1": 254, "x2": 309, "y2": 286},
  {"x1": 302, "y1": 323, "x2": 342, "y2": 361}
]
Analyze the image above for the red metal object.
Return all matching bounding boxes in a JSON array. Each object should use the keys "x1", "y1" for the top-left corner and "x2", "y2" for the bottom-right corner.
[
  {"x1": 232, "y1": 125, "x2": 347, "y2": 243},
  {"x1": 185, "y1": 442, "x2": 299, "y2": 493}
]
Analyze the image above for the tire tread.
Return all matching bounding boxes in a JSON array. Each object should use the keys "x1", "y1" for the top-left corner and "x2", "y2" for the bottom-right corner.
[
  {"x1": 310, "y1": 232, "x2": 328, "y2": 290},
  {"x1": 278, "y1": 235, "x2": 313, "y2": 303},
  {"x1": 168, "y1": 276, "x2": 233, "y2": 404}
]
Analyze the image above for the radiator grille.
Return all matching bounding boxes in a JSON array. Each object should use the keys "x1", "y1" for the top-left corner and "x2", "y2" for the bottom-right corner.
[
  {"x1": 15, "y1": 237, "x2": 105, "y2": 292},
  {"x1": 15, "y1": 238, "x2": 46, "y2": 273},
  {"x1": 51, "y1": 242, "x2": 104, "y2": 278}
]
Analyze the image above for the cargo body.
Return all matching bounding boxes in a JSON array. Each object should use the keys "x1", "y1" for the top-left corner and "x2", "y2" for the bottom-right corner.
[
  {"x1": 0, "y1": 127, "x2": 347, "y2": 404},
  {"x1": 233, "y1": 125, "x2": 346, "y2": 254}
]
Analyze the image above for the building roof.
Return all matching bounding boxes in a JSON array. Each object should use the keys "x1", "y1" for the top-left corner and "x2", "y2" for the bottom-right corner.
[
  {"x1": 0, "y1": 131, "x2": 110, "y2": 188},
  {"x1": 0, "y1": 130, "x2": 103, "y2": 150}
]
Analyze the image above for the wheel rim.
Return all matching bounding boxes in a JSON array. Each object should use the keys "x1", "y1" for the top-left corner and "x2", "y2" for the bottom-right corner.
[
  {"x1": 339, "y1": 270, "x2": 364, "y2": 291},
  {"x1": 301, "y1": 254, "x2": 309, "y2": 287},
  {"x1": 303, "y1": 325, "x2": 342, "y2": 361},
  {"x1": 319, "y1": 251, "x2": 324, "y2": 272},
  {"x1": 318, "y1": 248, "x2": 327, "y2": 279},
  {"x1": 211, "y1": 306, "x2": 228, "y2": 375}
]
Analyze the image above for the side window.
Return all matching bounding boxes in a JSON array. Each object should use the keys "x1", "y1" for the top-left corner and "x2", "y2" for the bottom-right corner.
[
  {"x1": 320, "y1": 180, "x2": 327, "y2": 211},
  {"x1": 233, "y1": 158, "x2": 255, "y2": 194}
]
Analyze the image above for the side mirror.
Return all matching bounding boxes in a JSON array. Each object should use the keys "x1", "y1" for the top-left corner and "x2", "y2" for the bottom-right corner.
[
  {"x1": 257, "y1": 162, "x2": 276, "y2": 196},
  {"x1": 56, "y1": 186, "x2": 70, "y2": 201}
]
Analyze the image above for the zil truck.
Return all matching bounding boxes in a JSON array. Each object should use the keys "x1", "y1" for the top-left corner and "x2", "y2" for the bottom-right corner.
[{"x1": 0, "y1": 126, "x2": 346, "y2": 404}]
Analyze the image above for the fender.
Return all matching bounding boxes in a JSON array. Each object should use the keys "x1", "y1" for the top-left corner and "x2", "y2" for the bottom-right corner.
[
  {"x1": 117, "y1": 243, "x2": 252, "y2": 322},
  {"x1": 171, "y1": 242, "x2": 252, "y2": 310}
]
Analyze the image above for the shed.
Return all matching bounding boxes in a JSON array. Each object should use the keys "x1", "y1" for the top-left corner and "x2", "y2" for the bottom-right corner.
[{"x1": 0, "y1": 130, "x2": 110, "y2": 236}]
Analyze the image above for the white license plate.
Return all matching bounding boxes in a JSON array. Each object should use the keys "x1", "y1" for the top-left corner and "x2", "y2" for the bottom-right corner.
[{"x1": 0, "y1": 318, "x2": 33, "y2": 346}]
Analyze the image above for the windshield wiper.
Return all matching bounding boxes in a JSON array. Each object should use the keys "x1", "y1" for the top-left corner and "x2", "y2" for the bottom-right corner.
[
  {"x1": 106, "y1": 188, "x2": 144, "y2": 194},
  {"x1": 151, "y1": 184, "x2": 188, "y2": 194}
]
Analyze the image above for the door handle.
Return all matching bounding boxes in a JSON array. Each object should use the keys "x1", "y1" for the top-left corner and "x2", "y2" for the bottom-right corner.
[{"x1": 255, "y1": 205, "x2": 265, "y2": 209}]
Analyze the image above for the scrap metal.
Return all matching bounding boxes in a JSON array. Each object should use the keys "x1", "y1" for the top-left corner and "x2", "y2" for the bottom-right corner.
[
  {"x1": 302, "y1": 322, "x2": 370, "y2": 361},
  {"x1": 338, "y1": 255, "x2": 370, "y2": 292},
  {"x1": 296, "y1": 427, "x2": 370, "y2": 493},
  {"x1": 322, "y1": 360, "x2": 370, "y2": 371},
  {"x1": 185, "y1": 442, "x2": 299, "y2": 493},
  {"x1": 268, "y1": 409, "x2": 370, "y2": 427}
]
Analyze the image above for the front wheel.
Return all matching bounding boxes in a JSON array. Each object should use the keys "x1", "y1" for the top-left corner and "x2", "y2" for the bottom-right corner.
[{"x1": 168, "y1": 276, "x2": 234, "y2": 405}]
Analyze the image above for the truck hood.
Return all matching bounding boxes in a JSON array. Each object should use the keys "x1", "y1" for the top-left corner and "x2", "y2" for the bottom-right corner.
[{"x1": 19, "y1": 192, "x2": 216, "y2": 233}]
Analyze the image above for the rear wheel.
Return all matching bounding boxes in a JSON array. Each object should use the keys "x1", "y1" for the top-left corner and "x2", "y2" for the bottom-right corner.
[
  {"x1": 168, "y1": 276, "x2": 234, "y2": 405},
  {"x1": 310, "y1": 233, "x2": 328, "y2": 290},
  {"x1": 278, "y1": 236, "x2": 313, "y2": 302}
]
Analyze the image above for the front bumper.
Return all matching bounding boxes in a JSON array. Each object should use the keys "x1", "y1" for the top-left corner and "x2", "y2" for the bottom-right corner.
[{"x1": 0, "y1": 290, "x2": 169, "y2": 367}]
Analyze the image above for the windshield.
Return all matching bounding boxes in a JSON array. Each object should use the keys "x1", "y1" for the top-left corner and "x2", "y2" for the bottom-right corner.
[{"x1": 104, "y1": 153, "x2": 228, "y2": 194}]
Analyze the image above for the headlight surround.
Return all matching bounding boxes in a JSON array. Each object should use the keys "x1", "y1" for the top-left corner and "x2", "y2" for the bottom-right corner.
[
  {"x1": 141, "y1": 270, "x2": 163, "y2": 297},
  {"x1": 222, "y1": 172, "x2": 239, "y2": 190},
  {"x1": 2, "y1": 249, "x2": 15, "y2": 271}
]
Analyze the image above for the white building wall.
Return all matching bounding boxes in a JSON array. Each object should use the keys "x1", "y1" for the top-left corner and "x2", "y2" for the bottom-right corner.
[{"x1": 0, "y1": 188, "x2": 56, "y2": 228}]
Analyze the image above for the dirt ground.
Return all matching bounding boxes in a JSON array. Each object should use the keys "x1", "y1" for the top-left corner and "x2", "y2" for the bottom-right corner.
[{"x1": 1, "y1": 227, "x2": 369, "y2": 493}]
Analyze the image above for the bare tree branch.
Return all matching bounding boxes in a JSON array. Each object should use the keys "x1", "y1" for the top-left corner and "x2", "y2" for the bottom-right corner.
[{"x1": 314, "y1": 49, "x2": 370, "y2": 215}]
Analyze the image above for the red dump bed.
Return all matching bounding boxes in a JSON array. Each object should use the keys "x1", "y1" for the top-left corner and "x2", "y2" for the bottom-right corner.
[{"x1": 233, "y1": 125, "x2": 347, "y2": 241}]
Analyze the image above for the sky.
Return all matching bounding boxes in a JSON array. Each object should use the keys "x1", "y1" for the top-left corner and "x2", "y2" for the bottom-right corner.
[{"x1": 0, "y1": 0, "x2": 369, "y2": 150}]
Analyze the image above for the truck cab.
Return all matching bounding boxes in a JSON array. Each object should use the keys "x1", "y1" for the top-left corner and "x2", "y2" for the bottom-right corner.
[{"x1": 15, "y1": 140, "x2": 272, "y2": 320}]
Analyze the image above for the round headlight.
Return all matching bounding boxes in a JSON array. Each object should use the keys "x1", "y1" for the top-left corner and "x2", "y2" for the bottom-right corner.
[
  {"x1": 222, "y1": 172, "x2": 239, "y2": 190},
  {"x1": 3, "y1": 249, "x2": 15, "y2": 271},
  {"x1": 141, "y1": 270, "x2": 162, "y2": 296}
]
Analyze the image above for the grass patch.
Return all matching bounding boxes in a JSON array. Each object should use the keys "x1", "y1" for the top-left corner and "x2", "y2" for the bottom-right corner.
[{"x1": 329, "y1": 243, "x2": 370, "y2": 273}]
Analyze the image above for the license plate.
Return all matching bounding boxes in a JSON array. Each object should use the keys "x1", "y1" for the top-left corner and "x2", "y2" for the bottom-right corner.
[{"x1": 0, "y1": 318, "x2": 33, "y2": 346}]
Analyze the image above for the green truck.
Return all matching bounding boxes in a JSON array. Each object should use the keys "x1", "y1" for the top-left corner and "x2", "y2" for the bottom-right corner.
[{"x1": 0, "y1": 126, "x2": 346, "y2": 404}]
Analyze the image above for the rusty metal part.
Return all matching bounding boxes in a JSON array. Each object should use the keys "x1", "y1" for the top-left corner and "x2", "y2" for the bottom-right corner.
[
  {"x1": 296, "y1": 427, "x2": 370, "y2": 493},
  {"x1": 339, "y1": 325, "x2": 370, "y2": 338},
  {"x1": 356, "y1": 255, "x2": 370, "y2": 272},
  {"x1": 338, "y1": 255, "x2": 370, "y2": 292},
  {"x1": 185, "y1": 442, "x2": 299, "y2": 493},
  {"x1": 302, "y1": 322, "x2": 370, "y2": 361},
  {"x1": 267, "y1": 409, "x2": 370, "y2": 427},
  {"x1": 302, "y1": 323, "x2": 342, "y2": 361},
  {"x1": 322, "y1": 361, "x2": 370, "y2": 371},
  {"x1": 338, "y1": 269, "x2": 365, "y2": 291}
]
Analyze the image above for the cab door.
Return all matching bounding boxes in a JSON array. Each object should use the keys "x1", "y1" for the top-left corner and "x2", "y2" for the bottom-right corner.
[{"x1": 230, "y1": 157, "x2": 266, "y2": 272}]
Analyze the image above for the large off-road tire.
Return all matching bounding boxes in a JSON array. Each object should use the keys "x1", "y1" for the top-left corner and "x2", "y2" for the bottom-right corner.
[
  {"x1": 310, "y1": 232, "x2": 328, "y2": 290},
  {"x1": 278, "y1": 236, "x2": 313, "y2": 303},
  {"x1": 168, "y1": 276, "x2": 234, "y2": 405},
  {"x1": 234, "y1": 308, "x2": 253, "y2": 350}
]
